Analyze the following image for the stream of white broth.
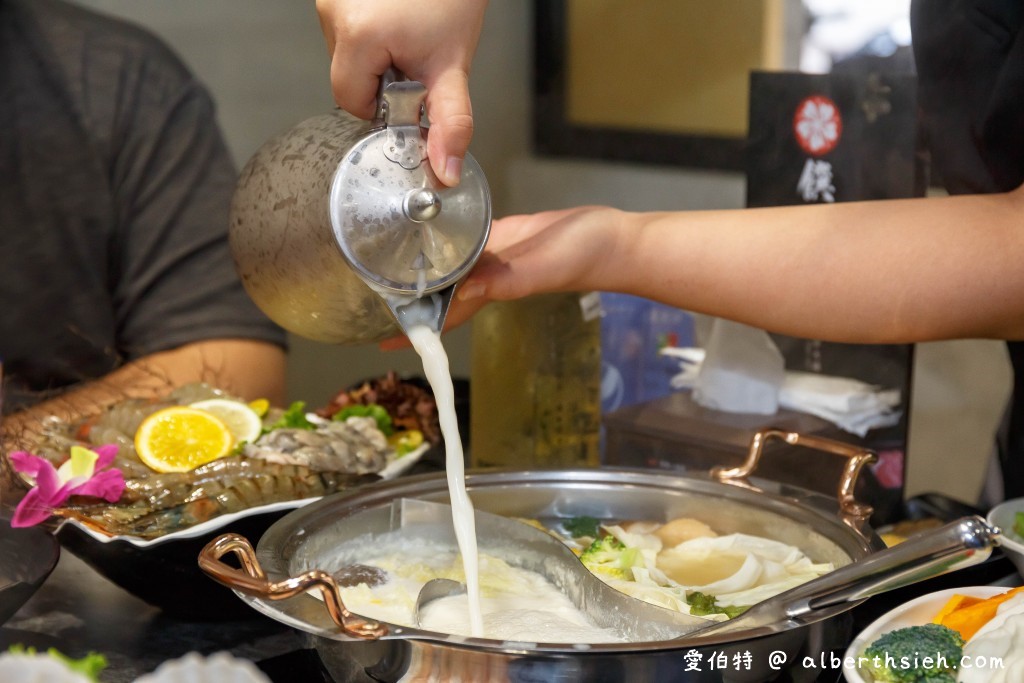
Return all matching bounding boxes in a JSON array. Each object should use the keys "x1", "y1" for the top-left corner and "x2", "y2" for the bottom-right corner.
[{"x1": 406, "y1": 324, "x2": 484, "y2": 637}]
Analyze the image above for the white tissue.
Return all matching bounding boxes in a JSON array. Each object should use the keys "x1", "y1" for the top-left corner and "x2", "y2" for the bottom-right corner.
[
  {"x1": 778, "y1": 371, "x2": 901, "y2": 436},
  {"x1": 662, "y1": 346, "x2": 902, "y2": 436},
  {"x1": 690, "y1": 319, "x2": 784, "y2": 415}
]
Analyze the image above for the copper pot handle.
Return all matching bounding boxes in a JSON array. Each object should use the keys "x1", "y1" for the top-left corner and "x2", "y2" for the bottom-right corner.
[
  {"x1": 711, "y1": 429, "x2": 877, "y2": 521},
  {"x1": 198, "y1": 533, "x2": 388, "y2": 640}
]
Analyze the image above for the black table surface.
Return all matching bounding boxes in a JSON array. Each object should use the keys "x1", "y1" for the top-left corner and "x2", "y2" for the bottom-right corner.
[{"x1": 1, "y1": 550, "x2": 326, "y2": 682}]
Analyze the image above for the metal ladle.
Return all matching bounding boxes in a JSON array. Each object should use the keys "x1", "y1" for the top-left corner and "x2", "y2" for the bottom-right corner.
[
  {"x1": 403, "y1": 499, "x2": 706, "y2": 641},
  {"x1": 410, "y1": 505, "x2": 1000, "y2": 642}
]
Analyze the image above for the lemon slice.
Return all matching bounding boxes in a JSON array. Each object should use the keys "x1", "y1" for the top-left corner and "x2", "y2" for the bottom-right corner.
[
  {"x1": 190, "y1": 398, "x2": 264, "y2": 445},
  {"x1": 135, "y1": 406, "x2": 234, "y2": 473},
  {"x1": 247, "y1": 398, "x2": 270, "y2": 418}
]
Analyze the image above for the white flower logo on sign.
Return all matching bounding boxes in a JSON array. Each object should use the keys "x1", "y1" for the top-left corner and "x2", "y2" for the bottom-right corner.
[
  {"x1": 793, "y1": 95, "x2": 842, "y2": 203},
  {"x1": 793, "y1": 95, "x2": 842, "y2": 155}
]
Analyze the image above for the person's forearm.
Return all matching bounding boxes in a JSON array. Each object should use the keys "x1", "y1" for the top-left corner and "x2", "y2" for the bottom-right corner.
[
  {"x1": 2, "y1": 339, "x2": 285, "y2": 452},
  {"x1": 612, "y1": 188, "x2": 1024, "y2": 343}
]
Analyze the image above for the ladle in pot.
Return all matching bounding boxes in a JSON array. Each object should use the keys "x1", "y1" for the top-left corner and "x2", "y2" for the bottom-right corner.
[
  {"x1": 402, "y1": 499, "x2": 707, "y2": 641},
  {"x1": 411, "y1": 509, "x2": 1000, "y2": 641},
  {"x1": 683, "y1": 514, "x2": 999, "y2": 640}
]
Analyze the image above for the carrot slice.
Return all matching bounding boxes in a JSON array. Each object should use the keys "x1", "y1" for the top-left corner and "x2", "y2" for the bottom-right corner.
[
  {"x1": 935, "y1": 586, "x2": 1024, "y2": 640},
  {"x1": 932, "y1": 593, "x2": 985, "y2": 624}
]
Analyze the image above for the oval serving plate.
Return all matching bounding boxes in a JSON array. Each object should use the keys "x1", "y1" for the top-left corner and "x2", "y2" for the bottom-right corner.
[
  {"x1": 843, "y1": 585, "x2": 1008, "y2": 683},
  {"x1": 55, "y1": 442, "x2": 429, "y2": 548}
]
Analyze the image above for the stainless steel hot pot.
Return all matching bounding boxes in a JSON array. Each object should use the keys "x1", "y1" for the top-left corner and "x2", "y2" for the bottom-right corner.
[{"x1": 199, "y1": 431, "x2": 893, "y2": 682}]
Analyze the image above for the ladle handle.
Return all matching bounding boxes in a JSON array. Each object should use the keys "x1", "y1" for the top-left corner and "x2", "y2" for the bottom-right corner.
[
  {"x1": 694, "y1": 516, "x2": 999, "y2": 638},
  {"x1": 198, "y1": 533, "x2": 388, "y2": 640},
  {"x1": 783, "y1": 516, "x2": 997, "y2": 619}
]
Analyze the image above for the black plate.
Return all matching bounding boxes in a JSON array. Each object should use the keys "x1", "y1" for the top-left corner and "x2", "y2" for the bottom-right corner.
[
  {"x1": 0, "y1": 521, "x2": 60, "y2": 625},
  {"x1": 55, "y1": 506, "x2": 292, "y2": 621}
]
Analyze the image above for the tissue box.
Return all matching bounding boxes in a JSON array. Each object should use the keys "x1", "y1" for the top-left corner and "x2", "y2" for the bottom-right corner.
[{"x1": 602, "y1": 390, "x2": 902, "y2": 524}]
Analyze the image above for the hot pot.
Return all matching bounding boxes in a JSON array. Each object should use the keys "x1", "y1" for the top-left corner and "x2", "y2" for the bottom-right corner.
[{"x1": 197, "y1": 431, "x2": 974, "y2": 682}]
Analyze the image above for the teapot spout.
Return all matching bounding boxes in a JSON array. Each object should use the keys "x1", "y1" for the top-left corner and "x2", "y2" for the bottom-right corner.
[{"x1": 383, "y1": 285, "x2": 458, "y2": 337}]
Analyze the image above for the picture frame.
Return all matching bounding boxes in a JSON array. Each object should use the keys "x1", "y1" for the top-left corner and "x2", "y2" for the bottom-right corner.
[{"x1": 532, "y1": 0, "x2": 790, "y2": 172}]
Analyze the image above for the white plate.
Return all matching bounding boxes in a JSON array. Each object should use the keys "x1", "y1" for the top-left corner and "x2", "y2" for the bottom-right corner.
[
  {"x1": 842, "y1": 585, "x2": 1007, "y2": 683},
  {"x1": 987, "y1": 498, "x2": 1024, "y2": 578},
  {"x1": 55, "y1": 442, "x2": 430, "y2": 548}
]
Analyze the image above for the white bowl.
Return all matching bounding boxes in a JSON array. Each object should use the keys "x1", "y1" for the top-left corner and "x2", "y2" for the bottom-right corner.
[
  {"x1": 842, "y1": 585, "x2": 1006, "y2": 683},
  {"x1": 987, "y1": 498, "x2": 1024, "y2": 578}
]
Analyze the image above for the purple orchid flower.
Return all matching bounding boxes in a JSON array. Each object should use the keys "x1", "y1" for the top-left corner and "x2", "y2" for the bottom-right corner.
[{"x1": 9, "y1": 444, "x2": 125, "y2": 527}]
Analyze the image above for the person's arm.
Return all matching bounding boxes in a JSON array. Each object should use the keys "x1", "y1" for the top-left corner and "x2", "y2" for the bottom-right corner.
[
  {"x1": 455, "y1": 184, "x2": 1024, "y2": 343},
  {"x1": 2, "y1": 339, "x2": 285, "y2": 452},
  {"x1": 315, "y1": 0, "x2": 487, "y2": 186}
]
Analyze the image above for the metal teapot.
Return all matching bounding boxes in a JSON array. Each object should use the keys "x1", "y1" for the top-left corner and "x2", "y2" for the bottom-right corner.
[{"x1": 229, "y1": 74, "x2": 491, "y2": 344}]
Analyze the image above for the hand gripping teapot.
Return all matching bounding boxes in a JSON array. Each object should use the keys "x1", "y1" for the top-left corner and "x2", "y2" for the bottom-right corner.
[{"x1": 229, "y1": 73, "x2": 491, "y2": 344}]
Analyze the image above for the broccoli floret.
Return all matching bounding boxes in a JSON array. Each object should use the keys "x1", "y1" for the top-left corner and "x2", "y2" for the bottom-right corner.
[
  {"x1": 6, "y1": 645, "x2": 107, "y2": 682},
  {"x1": 579, "y1": 535, "x2": 642, "y2": 580},
  {"x1": 685, "y1": 591, "x2": 750, "y2": 619},
  {"x1": 563, "y1": 515, "x2": 600, "y2": 539},
  {"x1": 861, "y1": 623, "x2": 964, "y2": 682}
]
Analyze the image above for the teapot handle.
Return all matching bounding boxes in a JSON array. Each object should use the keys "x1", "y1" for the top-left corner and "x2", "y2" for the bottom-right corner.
[{"x1": 373, "y1": 67, "x2": 404, "y2": 122}]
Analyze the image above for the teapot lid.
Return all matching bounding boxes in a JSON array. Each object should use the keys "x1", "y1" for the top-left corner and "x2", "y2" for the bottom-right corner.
[{"x1": 329, "y1": 81, "x2": 491, "y2": 296}]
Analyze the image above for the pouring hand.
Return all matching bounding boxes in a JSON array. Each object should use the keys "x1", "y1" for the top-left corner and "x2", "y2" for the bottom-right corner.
[
  {"x1": 456, "y1": 206, "x2": 628, "y2": 303},
  {"x1": 377, "y1": 206, "x2": 626, "y2": 351},
  {"x1": 315, "y1": 0, "x2": 487, "y2": 186}
]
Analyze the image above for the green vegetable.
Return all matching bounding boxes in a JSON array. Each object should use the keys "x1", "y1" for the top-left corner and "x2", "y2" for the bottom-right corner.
[
  {"x1": 861, "y1": 623, "x2": 964, "y2": 682},
  {"x1": 6, "y1": 645, "x2": 107, "y2": 681},
  {"x1": 685, "y1": 591, "x2": 749, "y2": 619},
  {"x1": 563, "y1": 515, "x2": 600, "y2": 539},
  {"x1": 579, "y1": 535, "x2": 642, "y2": 580},
  {"x1": 1014, "y1": 511, "x2": 1024, "y2": 539},
  {"x1": 265, "y1": 401, "x2": 315, "y2": 432},
  {"x1": 332, "y1": 403, "x2": 394, "y2": 436},
  {"x1": 389, "y1": 429, "x2": 424, "y2": 456}
]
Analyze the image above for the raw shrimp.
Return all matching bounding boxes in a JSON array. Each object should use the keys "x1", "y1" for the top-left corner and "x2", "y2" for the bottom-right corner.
[
  {"x1": 59, "y1": 461, "x2": 378, "y2": 538},
  {"x1": 243, "y1": 417, "x2": 391, "y2": 473}
]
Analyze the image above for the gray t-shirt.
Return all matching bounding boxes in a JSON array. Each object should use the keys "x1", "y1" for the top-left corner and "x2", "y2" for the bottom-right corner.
[{"x1": 0, "y1": 0, "x2": 286, "y2": 411}]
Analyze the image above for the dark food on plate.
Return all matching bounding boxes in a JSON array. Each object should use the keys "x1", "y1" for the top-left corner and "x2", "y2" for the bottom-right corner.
[{"x1": 316, "y1": 371, "x2": 441, "y2": 446}]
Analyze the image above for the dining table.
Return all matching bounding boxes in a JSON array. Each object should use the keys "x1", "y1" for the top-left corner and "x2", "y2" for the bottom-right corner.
[{"x1": 0, "y1": 548, "x2": 334, "y2": 681}]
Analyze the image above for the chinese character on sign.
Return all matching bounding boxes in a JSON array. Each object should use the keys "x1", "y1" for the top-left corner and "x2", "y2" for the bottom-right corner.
[
  {"x1": 793, "y1": 94, "x2": 842, "y2": 204},
  {"x1": 797, "y1": 159, "x2": 836, "y2": 203},
  {"x1": 683, "y1": 649, "x2": 703, "y2": 672}
]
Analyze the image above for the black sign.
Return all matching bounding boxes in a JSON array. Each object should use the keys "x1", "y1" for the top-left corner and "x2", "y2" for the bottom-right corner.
[
  {"x1": 747, "y1": 71, "x2": 924, "y2": 206},
  {"x1": 746, "y1": 71, "x2": 925, "y2": 524}
]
